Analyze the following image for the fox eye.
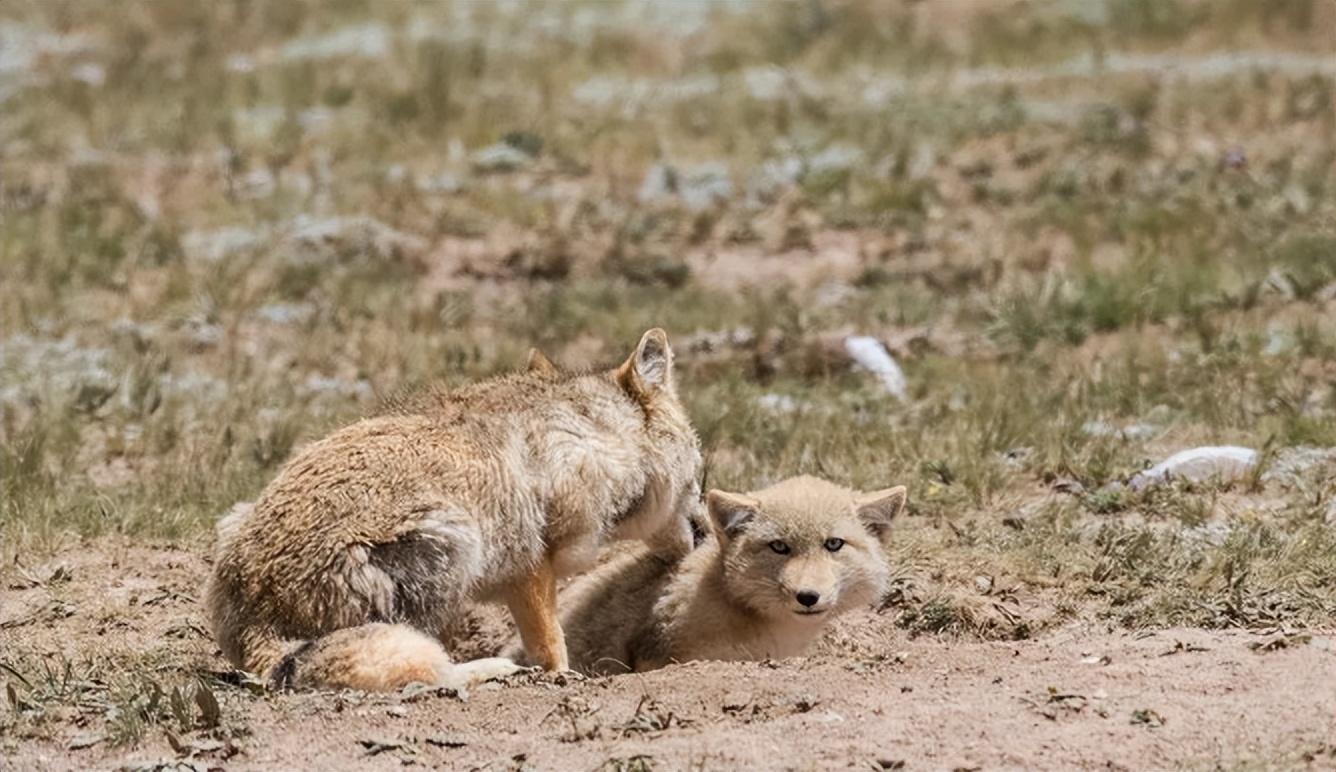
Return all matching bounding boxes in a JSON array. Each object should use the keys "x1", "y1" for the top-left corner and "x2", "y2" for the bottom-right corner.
[
  {"x1": 823, "y1": 537, "x2": 845, "y2": 552},
  {"x1": 768, "y1": 540, "x2": 791, "y2": 555}
]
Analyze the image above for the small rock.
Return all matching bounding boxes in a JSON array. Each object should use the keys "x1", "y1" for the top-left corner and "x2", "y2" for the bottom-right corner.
[
  {"x1": 742, "y1": 66, "x2": 788, "y2": 101},
  {"x1": 1183, "y1": 522, "x2": 1232, "y2": 546},
  {"x1": 721, "y1": 692, "x2": 753, "y2": 713},
  {"x1": 303, "y1": 374, "x2": 373, "y2": 402},
  {"x1": 638, "y1": 162, "x2": 732, "y2": 211},
  {"x1": 67, "y1": 733, "x2": 105, "y2": 750},
  {"x1": 843, "y1": 336, "x2": 908, "y2": 401},
  {"x1": 183, "y1": 318, "x2": 223, "y2": 351},
  {"x1": 1261, "y1": 446, "x2": 1336, "y2": 487},
  {"x1": 813, "y1": 281, "x2": 854, "y2": 308},
  {"x1": 747, "y1": 155, "x2": 804, "y2": 201},
  {"x1": 756, "y1": 393, "x2": 802, "y2": 414},
  {"x1": 281, "y1": 24, "x2": 391, "y2": 62},
  {"x1": 182, "y1": 225, "x2": 267, "y2": 263},
  {"x1": 416, "y1": 171, "x2": 464, "y2": 194},
  {"x1": 1263, "y1": 328, "x2": 1292, "y2": 356},
  {"x1": 470, "y1": 143, "x2": 533, "y2": 173},
  {"x1": 1128, "y1": 446, "x2": 1257, "y2": 491},
  {"x1": 256, "y1": 302, "x2": 316, "y2": 326},
  {"x1": 424, "y1": 735, "x2": 467, "y2": 749},
  {"x1": 1144, "y1": 404, "x2": 1174, "y2": 424},
  {"x1": 678, "y1": 326, "x2": 757, "y2": 354},
  {"x1": 1131, "y1": 708, "x2": 1165, "y2": 728},
  {"x1": 637, "y1": 163, "x2": 674, "y2": 200},
  {"x1": 287, "y1": 215, "x2": 426, "y2": 265},
  {"x1": 69, "y1": 62, "x2": 105, "y2": 86},
  {"x1": 236, "y1": 166, "x2": 277, "y2": 199},
  {"x1": 791, "y1": 695, "x2": 819, "y2": 713},
  {"x1": 907, "y1": 141, "x2": 938, "y2": 179},
  {"x1": 1262, "y1": 268, "x2": 1297, "y2": 300},
  {"x1": 225, "y1": 53, "x2": 255, "y2": 73},
  {"x1": 808, "y1": 143, "x2": 863, "y2": 175},
  {"x1": 1283, "y1": 184, "x2": 1312, "y2": 215}
]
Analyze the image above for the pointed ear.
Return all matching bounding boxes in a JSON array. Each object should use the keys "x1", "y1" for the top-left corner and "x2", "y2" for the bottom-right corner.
[
  {"x1": 526, "y1": 348, "x2": 558, "y2": 377},
  {"x1": 856, "y1": 485, "x2": 906, "y2": 543},
  {"x1": 616, "y1": 328, "x2": 673, "y2": 400},
  {"x1": 706, "y1": 489, "x2": 759, "y2": 541}
]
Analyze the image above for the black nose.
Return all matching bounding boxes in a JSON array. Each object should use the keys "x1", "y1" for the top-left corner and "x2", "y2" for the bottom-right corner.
[{"x1": 796, "y1": 591, "x2": 820, "y2": 607}]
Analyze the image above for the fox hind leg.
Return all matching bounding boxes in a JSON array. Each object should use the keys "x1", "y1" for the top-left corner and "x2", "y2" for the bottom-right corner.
[{"x1": 504, "y1": 557, "x2": 570, "y2": 671}]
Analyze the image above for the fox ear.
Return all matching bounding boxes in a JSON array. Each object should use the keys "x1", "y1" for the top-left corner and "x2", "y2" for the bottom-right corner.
[
  {"x1": 706, "y1": 489, "x2": 759, "y2": 540},
  {"x1": 526, "y1": 348, "x2": 558, "y2": 376},
  {"x1": 617, "y1": 328, "x2": 673, "y2": 400},
  {"x1": 856, "y1": 486, "x2": 906, "y2": 543}
]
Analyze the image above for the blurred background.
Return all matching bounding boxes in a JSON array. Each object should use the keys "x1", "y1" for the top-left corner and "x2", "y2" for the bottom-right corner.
[{"x1": 2, "y1": 1, "x2": 1335, "y2": 627}]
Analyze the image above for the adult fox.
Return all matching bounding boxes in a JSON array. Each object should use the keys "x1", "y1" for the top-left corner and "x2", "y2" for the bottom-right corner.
[{"x1": 205, "y1": 329, "x2": 701, "y2": 691}]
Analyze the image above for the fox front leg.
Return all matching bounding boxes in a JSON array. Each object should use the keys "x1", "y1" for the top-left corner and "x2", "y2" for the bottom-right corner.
[{"x1": 504, "y1": 557, "x2": 570, "y2": 671}]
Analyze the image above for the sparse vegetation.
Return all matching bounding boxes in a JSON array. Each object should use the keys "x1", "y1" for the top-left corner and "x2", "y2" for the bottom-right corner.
[{"x1": 2, "y1": 0, "x2": 1335, "y2": 767}]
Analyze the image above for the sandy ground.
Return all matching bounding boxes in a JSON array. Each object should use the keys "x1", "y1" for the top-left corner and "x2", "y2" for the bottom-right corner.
[{"x1": 2, "y1": 544, "x2": 1334, "y2": 771}]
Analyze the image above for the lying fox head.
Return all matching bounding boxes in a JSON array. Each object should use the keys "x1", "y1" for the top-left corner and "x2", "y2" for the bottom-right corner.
[{"x1": 705, "y1": 476, "x2": 905, "y2": 620}]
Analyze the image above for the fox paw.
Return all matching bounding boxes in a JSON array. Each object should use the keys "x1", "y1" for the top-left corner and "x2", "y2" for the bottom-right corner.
[{"x1": 540, "y1": 668, "x2": 586, "y2": 687}]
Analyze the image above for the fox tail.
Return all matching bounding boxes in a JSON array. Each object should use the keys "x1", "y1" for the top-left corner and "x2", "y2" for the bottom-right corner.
[{"x1": 247, "y1": 622, "x2": 521, "y2": 692}]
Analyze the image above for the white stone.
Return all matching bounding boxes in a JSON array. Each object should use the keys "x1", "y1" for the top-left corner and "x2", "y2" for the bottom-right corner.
[
  {"x1": 256, "y1": 303, "x2": 316, "y2": 325},
  {"x1": 470, "y1": 143, "x2": 532, "y2": 173},
  {"x1": 638, "y1": 162, "x2": 732, "y2": 211},
  {"x1": 756, "y1": 394, "x2": 801, "y2": 414},
  {"x1": 843, "y1": 336, "x2": 908, "y2": 401},
  {"x1": 280, "y1": 24, "x2": 391, "y2": 62},
  {"x1": 1128, "y1": 446, "x2": 1258, "y2": 490},
  {"x1": 182, "y1": 226, "x2": 266, "y2": 263},
  {"x1": 287, "y1": 215, "x2": 426, "y2": 264}
]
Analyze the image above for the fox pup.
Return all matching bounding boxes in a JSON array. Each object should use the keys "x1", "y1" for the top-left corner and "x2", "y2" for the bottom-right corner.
[
  {"x1": 206, "y1": 329, "x2": 702, "y2": 691},
  {"x1": 546, "y1": 475, "x2": 906, "y2": 675}
]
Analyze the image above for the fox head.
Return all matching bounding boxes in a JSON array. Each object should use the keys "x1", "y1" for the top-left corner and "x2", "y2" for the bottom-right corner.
[
  {"x1": 705, "y1": 476, "x2": 905, "y2": 621},
  {"x1": 607, "y1": 329, "x2": 704, "y2": 552}
]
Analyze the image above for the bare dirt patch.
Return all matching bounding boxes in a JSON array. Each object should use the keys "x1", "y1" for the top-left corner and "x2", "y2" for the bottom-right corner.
[{"x1": 3, "y1": 544, "x2": 1333, "y2": 771}]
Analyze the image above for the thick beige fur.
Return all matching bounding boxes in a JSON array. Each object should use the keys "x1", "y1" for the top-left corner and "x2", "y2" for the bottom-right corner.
[
  {"x1": 549, "y1": 475, "x2": 906, "y2": 675},
  {"x1": 206, "y1": 329, "x2": 702, "y2": 691}
]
